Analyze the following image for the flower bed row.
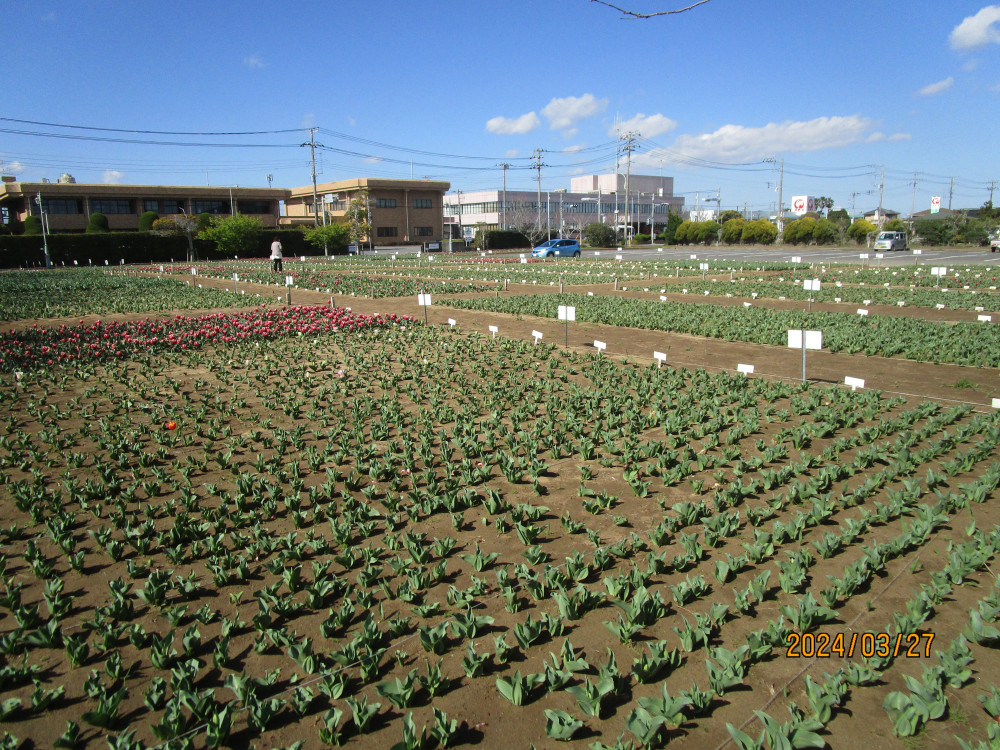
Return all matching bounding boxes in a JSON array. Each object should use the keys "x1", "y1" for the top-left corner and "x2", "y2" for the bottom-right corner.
[{"x1": 0, "y1": 305, "x2": 413, "y2": 370}]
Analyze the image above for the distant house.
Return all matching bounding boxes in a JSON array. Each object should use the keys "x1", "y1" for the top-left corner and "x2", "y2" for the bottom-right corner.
[
  {"x1": 863, "y1": 208, "x2": 900, "y2": 227},
  {"x1": 910, "y1": 207, "x2": 982, "y2": 220}
]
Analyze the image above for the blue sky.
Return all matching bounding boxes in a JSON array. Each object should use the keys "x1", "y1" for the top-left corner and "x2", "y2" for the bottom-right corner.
[{"x1": 2, "y1": 0, "x2": 998, "y2": 216}]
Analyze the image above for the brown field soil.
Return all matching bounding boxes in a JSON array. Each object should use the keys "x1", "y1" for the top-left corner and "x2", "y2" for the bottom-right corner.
[{"x1": 1, "y1": 270, "x2": 999, "y2": 750}]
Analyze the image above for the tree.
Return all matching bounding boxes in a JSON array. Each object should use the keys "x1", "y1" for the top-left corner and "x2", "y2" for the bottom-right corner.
[
  {"x1": 345, "y1": 192, "x2": 372, "y2": 249},
  {"x1": 138, "y1": 211, "x2": 159, "y2": 232},
  {"x1": 86, "y1": 212, "x2": 109, "y2": 233},
  {"x1": 847, "y1": 218, "x2": 877, "y2": 245},
  {"x1": 303, "y1": 223, "x2": 351, "y2": 256},
  {"x1": 814, "y1": 196, "x2": 834, "y2": 217},
  {"x1": 693, "y1": 220, "x2": 720, "y2": 244},
  {"x1": 827, "y1": 208, "x2": 850, "y2": 226},
  {"x1": 980, "y1": 200, "x2": 999, "y2": 221},
  {"x1": 884, "y1": 218, "x2": 906, "y2": 232},
  {"x1": 583, "y1": 222, "x2": 616, "y2": 248},
  {"x1": 783, "y1": 217, "x2": 816, "y2": 245},
  {"x1": 199, "y1": 214, "x2": 263, "y2": 257},
  {"x1": 196, "y1": 212, "x2": 213, "y2": 231},
  {"x1": 662, "y1": 212, "x2": 683, "y2": 245},
  {"x1": 152, "y1": 215, "x2": 201, "y2": 262},
  {"x1": 718, "y1": 210, "x2": 743, "y2": 224},
  {"x1": 23, "y1": 216, "x2": 42, "y2": 235},
  {"x1": 720, "y1": 217, "x2": 745, "y2": 244},
  {"x1": 740, "y1": 219, "x2": 778, "y2": 245}
]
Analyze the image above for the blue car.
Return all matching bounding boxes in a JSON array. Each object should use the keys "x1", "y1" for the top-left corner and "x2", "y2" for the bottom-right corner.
[{"x1": 531, "y1": 239, "x2": 581, "y2": 258}]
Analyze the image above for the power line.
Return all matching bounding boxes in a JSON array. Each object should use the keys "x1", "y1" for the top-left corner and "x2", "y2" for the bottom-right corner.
[{"x1": 0, "y1": 117, "x2": 304, "y2": 136}]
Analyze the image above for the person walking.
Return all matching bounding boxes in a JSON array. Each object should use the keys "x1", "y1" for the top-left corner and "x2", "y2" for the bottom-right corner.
[{"x1": 270, "y1": 236, "x2": 283, "y2": 273}]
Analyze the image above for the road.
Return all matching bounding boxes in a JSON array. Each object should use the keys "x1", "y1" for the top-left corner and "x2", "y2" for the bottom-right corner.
[{"x1": 579, "y1": 245, "x2": 1000, "y2": 267}]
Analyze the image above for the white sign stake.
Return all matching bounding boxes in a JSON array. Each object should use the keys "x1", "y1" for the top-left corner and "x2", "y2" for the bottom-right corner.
[
  {"x1": 737, "y1": 363, "x2": 754, "y2": 375},
  {"x1": 594, "y1": 340, "x2": 606, "y2": 354},
  {"x1": 489, "y1": 325, "x2": 498, "y2": 338},
  {"x1": 844, "y1": 376, "x2": 865, "y2": 391},
  {"x1": 532, "y1": 330, "x2": 543, "y2": 344},
  {"x1": 447, "y1": 318, "x2": 456, "y2": 328},
  {"x1": 788, "y1": 329, "x2": 823, "y2": 382},
  {"x1": 558, "y1": 304, "x2": 576, "y2": 346},
  {"x1": 653, "y1": 351, "x2": 667, "y2": 368}
]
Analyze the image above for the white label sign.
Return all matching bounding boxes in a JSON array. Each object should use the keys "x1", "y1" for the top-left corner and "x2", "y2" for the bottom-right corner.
[
  {"x1": 860, "y1": 254, "x2": 869, "y2": 260},
  {"x1": 660, "y1": 295, "x2": 668, "y2": 302},
  {"x1": 594, "y1": 340, "x2": 607, "y2": 353},
  {"x1": 787, "y1": 329, "x2": 823, "y2": 350},
  {"x1": 913, "y1": 249, "x2": 922, "y2": 255},
  {"x1": 489, "y1": 325, "x2": 498, "y2": 337},
  {"x1": 803, "y1": 279, "x2": 821, "y2": 292},
  {"x1": 447, "y1": 318, "x2": 456, "y2": 327},
  {"x1": 857, "y1": 309, "x2": 869, "y2": 316},
  {"x1": 978, "y1": 314, "x2": 992, "y2": 322},
  {"x1": 993, "y1": 398, "x2": 1000, "y2": 409},
  {"x1": 932, "y1": 267, "x2": 947, "y2": 277},
  {"x1": 417, "y1": 294, "x2": 432, "y2": 306},
  {"x1": 737, "y1": 363, "x2": 754, "y2": 375},
  {"x1": 532, "y1": 330, "x2": 543, "y2": 343},
  {"x1": 615, "y1": 254, "x2": 623, "y2": 261},
  {"x1": 653, "y1": 351, "x2": 667, "y2": 367},
  {"x1": 232, "y1": 273, "x2": 239, "y2": 282},
  {"x1": 520, "y1": 257, "x2": 528, "y2": 264},
  {"x1": 285, "y1": 275, "x2": 293, "y2": 286},
  {"x1": 557, "y1": 305, "x2": 576, "y2": 321},
  {"x1": 190, "y1": 268, "x2": 197, "y2": 275},
  {"x1": 845, "y1": 376, "x2": 865, "y2": 391},
  {"x1": 699, "y1": 263, "x2": 709, "y2": 271}
]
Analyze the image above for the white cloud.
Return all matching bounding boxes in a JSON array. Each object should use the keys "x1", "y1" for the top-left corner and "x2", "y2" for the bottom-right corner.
[
  {"x1": 243, "y1": 54, "x2": 266, "y2": 69},
  {"x1": 888, "y1": 133, "x2": 912, "y2": 141},
  {"x1": 363, "y1": 156, "x2": 383, "y2": 163},
  {"x1": 301, "y1": 113, "x2": 316, "y2": 128},
  {"x1": 991, "y1": 81, "x2": 1000, "y2": 92},
  {"x1": 611, "y1": 113, "x2": 678, "y2": 138},
  {"x1": 963, "y1": 58, "x2": 981, "y2": 71},
  {"x1": 562, "y1": 144, "x2": 586, "y2": 153},
  {"x1": 0, "y1": 160, "x2": 25, "y2": 175},
  {"x1": 916, "y1": 77, "x2": 954, "y2": 96},
  {"x1": 866, "y1": 132, "x2": 885, "y2": 143},
  {"x1": 505, "y1": 149, "x2": 520, "y2": 158},
  {"x1": 485, "y1": 112, "x2": 540, "y2": 135},
  {"x1": 348, "y1": 117, "x2": 357, "y2": 127},
  {"x1": 103, "y1": 170, "x2": 123, "y2": 184},
  {"x1": 949, "y1": 5, "x2": 1000, "y2": 50},
  {"x1": 541, "y1": 94, "x2": 608, "y2": 131},
  {"x1": 669, "y1": 115, "x2": 876, "y2": 162}
]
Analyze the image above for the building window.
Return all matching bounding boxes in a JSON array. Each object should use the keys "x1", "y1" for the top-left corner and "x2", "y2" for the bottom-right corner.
[
  {"x1": 413, "y1": 199, "x2": 433, "y2": 209},
  {"x1": 143, "y1": 199, "x2": 185, "y2": 214},
  {"x1": 375, "y1": 198, "x2": 397, "y2": 209},
  {"x1": 376, "y1": 226, "x2": 398, "y2": 238},
  {"x1": 90, "y1": 199, "x2": 132, "y2": 214},
  {"x1": 192, "y1": 200, "x2": 227, "y2": 214},
  {"x1": 416, "y1": 226, "x2": 433, "y2": 237},
  {"x1": 238, "y1": 200, "x2": 271, "y2": 214},
  {"x1": 42, "y1": 199, "x2": 83, "y2": 215}
]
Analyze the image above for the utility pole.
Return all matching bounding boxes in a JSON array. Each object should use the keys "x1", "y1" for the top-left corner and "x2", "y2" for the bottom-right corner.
[
  {"x1": 988, "y1": 180, "x2": 997, "y2": 205},
  {"x1": 308, "y1": 127, "x2": 320, "y2": 226},
  {"x1": 622, "y1": 131, "x2": 639, "y2": 244},
  {"x1": 531, "y1": 149, "x2": 546, "y2": 238},
  {"x1": 497, "y1": 162, "x2": 510, "y2": 230},
  {"x1": 948, "y1": 177, "x2": 955, "y2": 210},
  {"x1": 877, "y1": 164, "x2": 885, "y2": 227},
  {"x1": 456, "y1": 189, "x2": 463, "y2": 246},
  {"x1": 909, "y1": 172, "x2": 918, "y2": 219},
  {"x1": 777, "y1": 158, "x2": 784, "y2": 234}
]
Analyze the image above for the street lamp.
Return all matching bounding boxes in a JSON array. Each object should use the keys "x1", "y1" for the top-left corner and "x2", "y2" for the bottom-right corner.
[{"x1": 34, "y1": 193, "x2": 51, "y2": 268}]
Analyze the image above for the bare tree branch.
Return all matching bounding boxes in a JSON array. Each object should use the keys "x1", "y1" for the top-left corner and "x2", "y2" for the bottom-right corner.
[{"x1": 590, "y1": 0, "x2": 712, "y2": 19}]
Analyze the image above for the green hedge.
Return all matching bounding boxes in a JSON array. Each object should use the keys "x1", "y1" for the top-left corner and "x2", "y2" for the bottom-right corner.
[{"x1": 0, "y1": 228, "x2": 312, "y2": 268}]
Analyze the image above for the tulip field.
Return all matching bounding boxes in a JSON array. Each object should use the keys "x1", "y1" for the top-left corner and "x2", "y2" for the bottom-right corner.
[{"x1": 1, "y1": 260, "x2": 1000, "y2": 749}]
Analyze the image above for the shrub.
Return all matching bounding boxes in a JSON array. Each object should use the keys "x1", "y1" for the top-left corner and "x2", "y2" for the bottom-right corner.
[
  {"x1": 740, "y1": 219, "x2": 777, "y2": 245},
  {"x1": 583, "y1": 223, "x2": 616, "y2": 248},
  {"x1": 812, "y1": 218, "x2": 840, "y2": 245},
  {"x1": 23, "y1": 216, "x2": 42, "y2": 235},
  {"x1": 476, "y1": 229, "x2": 530, "y2": 250},
  {"x1": 631, "y1": 233, "x2": 651, "y2": 245},
  {"x1": 138, "y1": 211, "x2": 159, "y2": 232},
  {"x1": 720, "y1": 217, "x2": 745, "y2": 244},
  {"x1": 303, "y1": 224, "x2": 351, "y2": 255},
  {"x1": 199, "y1": 214, "x2": 263, "y2": 257},
  {"x1": 674, "y1": 220, "x2": 694, "y2": 244},
  {"x1": 196, "y1": 212, "x2": 213, "y2": 231},
  {"x1": 693, "y1": 220, "x2": 720, "y2": 244},
  {"x1": 86, "y1": 212, "x2": 109, "y2": 233},
  {"x1": 884, "y1": 218, "x2": 906, "y2": 232},
  {"x1": 847, "y1": 218, "x2": 877, "y2": 245},
  {"x1": 718, "y1": 210, "x2": 743, "y2": 224},
  {"x1": 783, "y1": 217, "x2": 816, "y2": 245}
]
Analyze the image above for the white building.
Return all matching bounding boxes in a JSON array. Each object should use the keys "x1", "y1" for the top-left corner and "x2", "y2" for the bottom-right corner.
[{"x1": 443, "y1": 173, "x2": 684, "y2": 240}]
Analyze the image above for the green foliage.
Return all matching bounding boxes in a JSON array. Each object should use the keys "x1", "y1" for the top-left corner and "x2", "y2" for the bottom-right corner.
[
  {"x1": 478, "y1": 229, "x2": 530, "y2": 250},
  {"x1": 847, "y1": 218, "x2": 876, "y2": 244},
  {"x1": 303, "y1": 223, "x2": 351, "y2": 255},
  {"x1": 740, "y1": 218, "x2": 777, "y2": 245},
  {"x1": 199, "y1": 214, "x2": 263, "y2": 257},
  {"x1": 883, "y1": 218, "x2": 906, "y2": 232},
  {"x1": 583, "y1": 223, "x2": 617, "y2": 248},
  {"x1": 138, "y1": 211, "x2": 159, "y2": 232},
  {"x1": 812, "y1": 218, "x2": 839, "y2": 244},
  {"x1": 23, "y1": 216, "x2": 42, "y2": 236},
  {"x1": 196, "y1": 212, "x2": 213, "y2": 230},
  {"x1": 346, "y1": 191, "x2": 372, "y2": 247},
  {"x1": 720, "y1": 217, "x2": 745, "y2": 244},
  {"x1": 718, "y1": 210, "x2": 743, "y2": 224},
  {"x1": 827, "y1": 208, "x2": 850, "y2": 225},
  {"x1": 782, "y1": 218, "x2": 817, "y2": 245},
  {"x1": 85, "y1": 212, "x2": 109, "y2": 234},
  {"x1": 674, "y1": 220, "x2": 720, "y2": 245},
  {"x1": 661, "y1": 212, "x2": 683, "y2": 244}
]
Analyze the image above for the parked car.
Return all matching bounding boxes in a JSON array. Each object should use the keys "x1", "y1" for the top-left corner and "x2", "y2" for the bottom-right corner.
[
  {"x1": 873, "y1": 231, "x2": 908, "y2": 251},
  {"x1": 990, "y1": 229, "x2": 1000, "y2": 253},
  {"x1": 531, "y1": 239, "x2": 581, "y2": 258}
]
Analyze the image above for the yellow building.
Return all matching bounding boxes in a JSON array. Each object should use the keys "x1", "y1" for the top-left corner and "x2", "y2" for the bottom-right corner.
[
  {"x1": 0, "y1": 177, "x2": 286, "y2": 232},
  {"x1": 282, "y1": 177, "x2": 450, "y2": 246}
]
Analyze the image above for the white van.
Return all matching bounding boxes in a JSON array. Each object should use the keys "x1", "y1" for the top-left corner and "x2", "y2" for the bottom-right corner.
[{"x1": 874, "y1": 231, "x2": 908, "y2": 251}]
